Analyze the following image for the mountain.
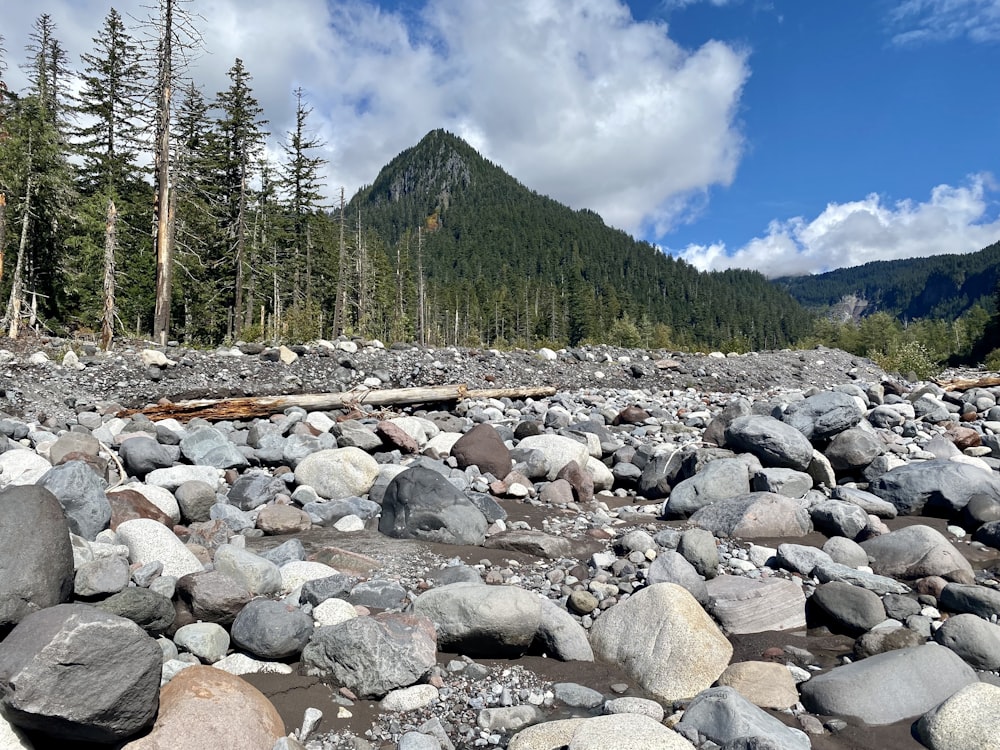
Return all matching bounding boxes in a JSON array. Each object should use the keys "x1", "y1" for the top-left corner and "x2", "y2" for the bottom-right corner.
[
  {"x1": 348, "y1": 129, "x2": 813, "y2": 350},
  {"x1": 774, "y1": 241, "x2": 1000, "y2": 322}
]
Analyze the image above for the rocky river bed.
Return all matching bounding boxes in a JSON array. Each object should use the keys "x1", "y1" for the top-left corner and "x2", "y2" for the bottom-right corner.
[{"x1": 1, "y1": 335, "x2": 1000, "y2": 750}]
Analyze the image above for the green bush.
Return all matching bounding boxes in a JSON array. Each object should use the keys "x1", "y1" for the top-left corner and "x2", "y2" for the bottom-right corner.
[
  {"x1": 871, "y1": 340, "x2": 941, "y2": 381},
  {"x1": 985, "y1": 348, "x2": 1000, "y2": 372}
]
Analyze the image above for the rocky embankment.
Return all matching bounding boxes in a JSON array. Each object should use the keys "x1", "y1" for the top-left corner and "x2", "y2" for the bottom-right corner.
[{"x1": 1, "y1": 337, "x2": 1000, "y2": 750}]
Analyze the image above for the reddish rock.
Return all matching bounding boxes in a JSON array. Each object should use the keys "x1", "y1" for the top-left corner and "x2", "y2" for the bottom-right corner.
[
  {"x1": 556, "y1": 460, "x2": 594, "y2": 504},
  {"x1": 309, "y1": 546, "x2": 380, "y2": 577},
  {"x1": 107, "y1": 490, "x2": 173, "y2": 530},
  {"x1": 120, "y1": 666, "x2": 283, "y2": 750},
  {"x1": 613, "y1": 405, "x2": 650, "y2": 425},
  {"x1": 946, "y1": 424, "x2": 982, "y2": 450},
  {"x1": 175, "y1": 570, "x2": 251, "y2": 626},
  {"x1": 376, "y1": 421, "x2": 420, "y2": 454},
  {"x1": 452, "y1": 423, "x2": 513, "y2": 479}
]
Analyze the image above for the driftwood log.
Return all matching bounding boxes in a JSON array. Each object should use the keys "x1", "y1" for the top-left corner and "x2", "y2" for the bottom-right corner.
[
  {"x1": 936, "y1": 376, "x2": 1000, "y2": 392},
  {"x1": 121, "y1": 384, "x2": 558, "y2": 422}
]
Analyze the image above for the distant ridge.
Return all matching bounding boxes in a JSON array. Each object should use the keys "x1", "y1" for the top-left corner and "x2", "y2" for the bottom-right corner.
[{"x1": 348, "y1": 130, "x2": 813, "y2": 349}]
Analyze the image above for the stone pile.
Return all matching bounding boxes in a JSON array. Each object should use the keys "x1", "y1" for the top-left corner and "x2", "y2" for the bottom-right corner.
[{"x1": 0, "y1": 340, "x2": 1000, "y2": 749}]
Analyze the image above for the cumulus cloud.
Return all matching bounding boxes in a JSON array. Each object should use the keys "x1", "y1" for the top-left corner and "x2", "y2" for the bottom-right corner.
[
  {"x1": 678, "y1": 174, "x2": 1000, "y2": 277},
  {"x1": 1, "y1": 0, "x2": 748, "y2": 237},
  {"x1": 888, "y1": 0, "x2": 1000, "y2": 44}
]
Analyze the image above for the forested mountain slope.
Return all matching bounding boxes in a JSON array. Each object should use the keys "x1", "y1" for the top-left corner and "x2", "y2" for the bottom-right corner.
[
  {"x1": 775, "y1": 241, "x2": 1000, "y2": 322},
  {"x1": 349, "y1": 130, "x2": 813, "y2": 350}
]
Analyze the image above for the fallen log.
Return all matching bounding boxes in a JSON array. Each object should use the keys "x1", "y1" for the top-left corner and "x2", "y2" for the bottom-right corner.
[
  {"x1": 120, "y1": 384, "x2": 558, "y2": 422},
  {"x1": 936, "y1": 375, "x2": 1000, "y2": 392}
]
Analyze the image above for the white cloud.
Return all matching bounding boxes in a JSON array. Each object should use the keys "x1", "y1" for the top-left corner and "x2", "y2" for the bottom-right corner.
[
  {"x1": 889, "y1": 0, "x2": 1000, "y2": 44},
  {"x1": 1, "y1": 0, "x2": 749, "y2": 237},
  {"x1": 678, "y1": 174, "x2": 1000, "y2": 277}
]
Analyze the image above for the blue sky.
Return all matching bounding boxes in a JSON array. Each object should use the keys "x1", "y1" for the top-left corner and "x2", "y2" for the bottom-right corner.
[{"x1": 3, "y1": 0, "x2": 999, "y2": 276}]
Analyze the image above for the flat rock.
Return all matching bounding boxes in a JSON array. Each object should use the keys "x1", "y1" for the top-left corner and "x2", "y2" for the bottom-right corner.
[
  {"x1": 676, "y1": 686, "x2": 810, "y2": 750},
  {"x1": 869, "y1": 459, "x2": 1000, "y2": 515},
  {"x1": 690, "y1": 493, "x2": 812, "y2": 538},
  {"x1": 484, "y1": 530, "x2": 574, "y2": 559},
  {"x1": 705, "y1": 576, "x2": 806, "y2": 634},
  {"x1": 716, "y1": 661, "x2": 800, "y2": 709},
  {"x1": 724, "y1": 415, "x2": 814, "y2": 471},
  {"x1": 861, "y1": 525, "x2": 974, "y2": 583}
]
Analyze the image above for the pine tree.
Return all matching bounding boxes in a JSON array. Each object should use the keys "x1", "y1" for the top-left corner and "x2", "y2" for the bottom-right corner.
[{"x1": 212, "y1": 57, "x2": 267, "y2": 338}]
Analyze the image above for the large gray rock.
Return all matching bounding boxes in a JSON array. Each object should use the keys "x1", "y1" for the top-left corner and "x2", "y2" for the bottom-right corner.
[
  {"x1": 180, "y1": 425, "x2": 248, "y2": 470},
  {"x1": 227, "y1": 472, "x2": 288, "y2": 511},
  {"x1": 0, "y1": 603, "x2": 161, "y2": 743},
  {"x1": 514, "y1": 434, "x2": 591, "y2": 480},
  {"x1": 776, "y1": 543, "x2": 834, "y2": 576},
  {"x1": 37, "y1": 460, "x2": 111, "y2": 540},
  {"x1": 645, "y1": 550, "x2": 708, "y2": 604},
  {"x1": 869, "y1": 459, "x2": 1000, "y2": 515},
  {"x1": 690, "y1": 493, "x2": 812, "y2": 538},
  {"x1": 94, "y1": 588, "x2": 175, "y2": 635},
  {"x1": 939, "y1": 583, "x2": 1000, "y2": 619},
  {"x1": 0, "y1": 485, "x2": 74, "y2": 632},
  {"x1": 231, "y1": 598, "x2": 314, "y2": 660},
  {"x1": 705, "y1": 576, "x2": 807, "y2": 634},
  {"x1": 663, "y1": 458, "x2": 751, "y2": 518},
  {"x1": 412, "y1": 582, "x2": 591, "y2": 660},
  {"x1": 724, "y1": 416, "x2": 814, "y2": 471},
  {"x1": 783, "y1": 390, "x2": 863, "y2": 441},
  {"x1": 933, "y1": 613, "x2": 1000, "y2": 670},
  {"x1": 379, "y1": 466, "x2": 488, "y2": 546},
  {"x1": 295, "y1": 447, "x2": 380, "y2": 500},
  {"x1": 214, "y1": 544, "x2": 282, "y2": 597},
  {"x1": 831, "y1": 485, "x2": 898, "y2": 518},
  {"x1": 808, "y1": 581, "x2": 886, "y2": 636},
  {"x1": 118, "y1": 436, "x2": 176, "y2": 479},
  {"x1": 175, "y1": 570, "x2": 252, "y2": 626},
  {"x1": 810, "y1": 499, "x2": 869, "y2": 539},
  {"x1": 589, "y1": 583, "x2": 732, "y2": 702},
  {"x1": 861, "y1": 525, "x2": 974, "y2": 583},
  {"x1": 301, "y1": 613, "x2": 437, "y2": 698},
  {"x1": 799, "y1": 643, "x2": 977, "y2": 725},
  {"x1": 676, "y1": 686, "x2": 810, "y2": 750},
  {"x1": 812, "y1": 561, "x2": 911, "y2": 595},
  {"x1": 916, "y1": 682, "x2": 1000, "y2": 750},
  {"x1": 824, "y1": 428, "x2": 884, "y2": 473}
]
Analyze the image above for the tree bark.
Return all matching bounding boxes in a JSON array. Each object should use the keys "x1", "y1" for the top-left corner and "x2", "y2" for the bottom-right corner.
[
  {"x1": 5, "y1": 173, "x2": 33, "y2": 339},
  {"x1": 122, "y1": 384, "x2": 557, "y2": 422},
  {"x1": 0, "y1": 192, "x2": 6, "y2": 284},
  {"x1": 100, "y1": 198, "x2": 117, "y2": 351},
  {"x1": 152, "y1": 0, "x2": 174, "y2": 346}
]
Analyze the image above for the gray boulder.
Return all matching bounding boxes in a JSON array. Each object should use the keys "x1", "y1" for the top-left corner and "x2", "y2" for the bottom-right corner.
[
  {"x1": 831, "y1": 485, "x2": 898, "y2": 519},
  {"x1": 678, "y1": 528, "x2": 720, "y2": 579},
  {"x1": 933, "y1": 613, "x2": 1000, "y2": 670},
  {"x1": 705, "y1": 576, "x2": 807, "y2": 634},
  {"x1": 939, "y1": 583, "x2": 1000, "y2": 619},
  {"x1": 783, "y1": 390, "x2": 863, "y2": 441},
  {"x1": 295, "y1": 446, "x2": 380, "y2": 500},
  {"x1": 799, "y1": 643, "x2": 977, "y2": 725},
  {"x1": 690, "y1": 493, "x2": 812, "y2": 538},
  {"x1": 0, "y1": 485, "x2": 74, "y2": 632},
  {"x1": 37, "y1": 460, "x2": 110, "y2": 540},
  {"x1": 860, "y1": 525, "x2": 974, "y2": 583},
  {"x1": 379, "y1": 466, "x2": 488, "y2": 546},
  {"x1": 175, "y1": 570, "x2": 252, "y2": 625},
  {"x1": 676, "y1": 686, "x2": 810, "y2": 750},
  {"x1": 412, "y1": 582, "x2": 591, "y2": 660},
  {"x1": 750, "y1": 467, "x2": 813, "y2": 498},
  {"x1": 869, "y1": 459, "x2": 1000, "y2": 515},
  {"x1": 916, "y1": 682, "x2": 1000, "y2": 750},
  {"x1": 180, "y1": 425, "x2": 248, "y2": 470},
  {"x1": 93, "y1": 587, "x2": 175, "y2": 635},
  {"x1": 776, "y1": 543, "x2": 835, "y2": 575},
  {"x1": 0, "y1": 603, "x2": 161, "y2": 743},
  {"x1": 810, "y1": 499, "x2": 869, "y2": 539},
  {"x1": 231, "y1": 598, "x2": 314, "y2": 660},
  {"x1": 808, "y1": 581, "x2": 886, "y2": 636},
  {"x1": 724, "y1": 415, "x2": 814, "y2": 471},
  {"x1": 812, "y1": 561, "x2": 911, "y2": 595},
  {"x1": 118, "y1": 436, "x2": 176, "y2": 479},
  {"x1": 824, "y1": 428, "x2": 883, "y2": 473},
  {"x1": 664, "y1": 458, "x2": 750, "y2": 518},
  {"x1": 301, "y1": 613, "x2": 437, "y2": 698},
  {"x1": 645, "y1": 550, "x2": 708, "y2": 604},
  {"x1": 227, "y1": 472, "x2": 288, "y2": 511}
]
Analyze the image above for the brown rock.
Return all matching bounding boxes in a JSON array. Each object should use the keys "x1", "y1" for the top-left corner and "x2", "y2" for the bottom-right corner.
[
  {"x1": 556, "y1": 460, "x2": 594, "y2": 504},
  {"x1": 121, "y1": 666, "x2": 283, "y2": 750},
  {"x1": 946, "y1": 424, "x2": 982, "y2": 450},
  {"x1": 376, "y1": 421, "x2": 420, "y2": 454},
  {"x1": 613, "y1": 405, "x2": 650, "y2": 425},
  {"x1": 452, "y1": 423, "x2": 513, "y2": 479},
  {"x1": 255, "y1": 504, "x2": 312, "y2": 535},
  {"x1": 107, "y1": 490, "x2": 173, "y2": 531},
  {"x1": 716, "y1": 660, "x2": 799, "y2": 709},
  {"x1": 309, "y1": 546, "x2": 380, "y2": 577},
  {"x1": 539, "y1": 478, "x2": 575, "y2": 505},
  {"x1": 175, "y1": 570, "x2": 252, "y2": 626}
]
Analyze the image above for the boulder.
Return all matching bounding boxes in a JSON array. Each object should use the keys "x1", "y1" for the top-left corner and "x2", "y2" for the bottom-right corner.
[
  {"x1": 783, "y1": 390, "x2": 863, "y2": 441},
  {"x1": 916, "y1": 682, "x2": 1000, "y2": 750},
  {"x1": 932, "y1": 613, "x2": 1000, "y2": 670},
  {"x1": 118, "y1": 436, "x2": 175, "y2": 479},
  {"x1": 724, "y1": 415, "x2": 814, "y2": 471},
  {"x1": 37, "y1": 460, "x2": 111, "y2": 540},
  {"x1": 120, "y1": 666, "x2": 284, "y2": 750},
  {"x1": 0, "y1": 604, "x2": 161, "y2": 743},
  {"x1": 869, "y1": 459, "x2": 1000, "y2": 516},
  {"x1": 824, "y1": 427, "x2": 883, "y2": 473},
  {"x1": 179, "y1": 425, "x2": 248, "y2": 470},
  {"x1": 810, "y1": 499, "x2": 869, "y2": 539},
  {"x1": 645, "y1": 551, "x2": 708, "y2": 604},
  {"x1": 939, "y1": 582, "x2": 1000, "y2": 619},
  {"x1": 705, "y1": 576, "x2": 807, "y2": 634},
  {"x1": 860, "y1": 525, "x2": 974, "y2": 583},
  {"x1": 294, "y1": 447, "x2": 380, "y2": 500},
  {"x1": 690, "y1": 493, "x2": 812, "y2": 538},
  {"x1": 589, "y1": 583, "x2": 732, "y2": 702},
  {"x1": 663, "y1": 458, "x2": 751, "y2": 518},
  {"x1": 515, "y1": 434, "x2": 592, "y2": 480},
  {"x1": 116, "y1": 518, "x2": 204, "y2": 579},
  {"x1": 301, "y1": 613, "x2": 437, "y2": 698},
  {"x1": 0, "y1": 485, "x2": 74, "y2": 632},
  {"x1": 799, "y1": 643, "x2": 977, "y2": 725},
  {"x1": 451, "y1": 423, "x2": 512, "y2": 478},
  {"x1": 808, "y1": 581, "x2": 886, "y2": 636},
  {"x1": 676, "y1": 686, "x2": 810, "y2": 750},
  {"x1": 378, "y1": 466, "x2": 488, "y2": 546},
  {"x1": 175, "y1": 570, "x2": 252, "y2": 626},
  {"x1": 716, "y1": 661, "x2": 800, "y2": 710},
  {"x1": 231, "y1": 599, "x2": 314, "y2": 660},
  {"x1": 94, "y1": 588, "x2": 175, "y2": 635}
]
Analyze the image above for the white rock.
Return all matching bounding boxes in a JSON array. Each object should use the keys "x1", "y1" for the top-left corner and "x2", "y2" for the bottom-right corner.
[
  {"x1": 174, "y1": 622, "x2": 230, "y2": 663},
  {"x1": 140, "y1": 349, "x2": 176, "y2": 367},
  {"x1": 214, "y1": 544, "x2": 281, "y2": 596},
  {"x1": 213, "y1": 653, "x2": 294, "y2": 676},
  {"x1": 116, "y1": 518, "x2": 204, "y2": 578},
  {"x1": 312, "y1": 598, "x2": 358, "y2": 627},
  {"x1": 380, "y1": 684, "x2": 440, "y2": 712},
  {"x1": 294, "y1": 447, "x2": 380, "y2": 500},
  {"x1": 333, "y1": 514, "x2": 365, "y2": 532},
  {"x1": 0, "y1": 449, "x2": 52, "y2": 488},
  {"x1": 280, "y1": 560, "x2": 340, "y2": 594},
  {"x1": 145, "y1": 464, "x2": 223, "y2": 491}
]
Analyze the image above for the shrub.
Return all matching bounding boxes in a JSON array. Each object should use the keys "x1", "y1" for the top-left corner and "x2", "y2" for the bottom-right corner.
[{"x1": 871, "y1": 340, "x2": 941, "y2": 381}]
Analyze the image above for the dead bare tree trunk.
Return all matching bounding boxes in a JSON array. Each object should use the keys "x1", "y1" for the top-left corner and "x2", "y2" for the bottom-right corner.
[
  {"x1": 100, "y1": 198, "x2": 118, "y2": 351},
  {"x1": 416, "y1": 226, "x2": 426, "y2": 346},
  {"x1": 152, "y1": 0, "x2": 174, "y2": 346},
  {"x1": 0, "y1": 192, "x2": 6, "y2": 284},
  {"x1": 5, "y1": 173, "x2": 33, "y2": 339},
  {"x1": 332, "y1": 186, "x2": 346, "y2": 335}
]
